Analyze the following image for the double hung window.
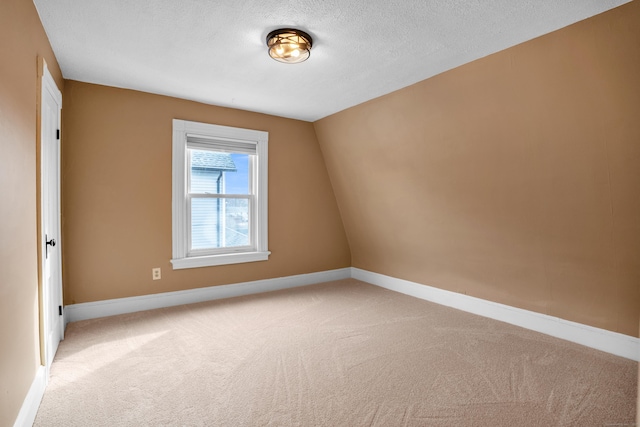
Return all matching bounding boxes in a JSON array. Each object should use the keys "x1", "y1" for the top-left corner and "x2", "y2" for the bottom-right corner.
[{"x1": 171, "y1": 119, "x2": 269, "y2": 269}]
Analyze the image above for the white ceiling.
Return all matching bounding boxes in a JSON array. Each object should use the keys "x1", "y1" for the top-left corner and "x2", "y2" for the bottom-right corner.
[{"x1": 33, "y1": 0, "x2": 630, "y2": 122}]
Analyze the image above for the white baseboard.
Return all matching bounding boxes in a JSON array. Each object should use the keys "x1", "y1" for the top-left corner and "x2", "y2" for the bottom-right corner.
[
  {"x1": 65, "y1": 268, "x2": 352, "y2": 323},
  {"x1": 13, "y1": 366, "x2": 46, "y2": 427},
  {"x1": 63, "y1": 266, "x2": 638, "y2": 361},
  {"x1": 352, "y1": 268, "x2": 640, "y2": 361}
]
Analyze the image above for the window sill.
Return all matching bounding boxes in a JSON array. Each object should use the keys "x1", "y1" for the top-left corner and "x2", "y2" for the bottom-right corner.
[{"x1": 171, "y1": 251, "x2": 270, "y2": 270}]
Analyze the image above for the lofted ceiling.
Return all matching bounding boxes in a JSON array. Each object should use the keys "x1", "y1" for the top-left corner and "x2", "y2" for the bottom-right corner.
[{"x1": 33, "y1": 0, "x2": 630, "y2": 122}]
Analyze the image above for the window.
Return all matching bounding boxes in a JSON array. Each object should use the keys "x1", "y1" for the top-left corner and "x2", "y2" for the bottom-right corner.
[{"x1": 171, "y1": 119, "x2": 269, "y2": 269}]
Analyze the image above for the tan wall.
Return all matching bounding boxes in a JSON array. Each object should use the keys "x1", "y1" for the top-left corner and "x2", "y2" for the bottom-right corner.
[
  {"x1": 0, "y1": 0, "x2": 64, "y2": 425},
  {"x1": 61, "y1": 81, "x2": 350, "y2": 304},
  {"x1": 314, "y1": 2, "x2": 640, "y2": 337}
]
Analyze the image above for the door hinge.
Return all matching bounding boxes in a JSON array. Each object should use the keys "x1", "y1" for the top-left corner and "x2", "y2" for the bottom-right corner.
[
  {"x1": 58, "y1": 305, "x2": 63, "y2": 316},
  {"x1": 56, "y1": 129, "x2": 60, "y2": 140}
]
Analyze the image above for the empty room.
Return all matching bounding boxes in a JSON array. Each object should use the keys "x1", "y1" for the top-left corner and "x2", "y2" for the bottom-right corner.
[{"x1": 1, "y1": 0, "x2": 639, "y2": 426}]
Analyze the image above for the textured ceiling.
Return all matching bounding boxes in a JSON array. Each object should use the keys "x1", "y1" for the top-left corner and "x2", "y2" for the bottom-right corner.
[{"x1": 33, "y1": 0, "x2": 630, "y2": 122}]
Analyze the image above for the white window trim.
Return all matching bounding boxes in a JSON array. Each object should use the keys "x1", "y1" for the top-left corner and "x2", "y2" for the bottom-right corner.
[{"x1": 171, "y1": 119, "x2": 269, "y2": 269}]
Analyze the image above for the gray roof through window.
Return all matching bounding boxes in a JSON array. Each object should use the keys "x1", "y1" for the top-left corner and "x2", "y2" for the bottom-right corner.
[{"x1": 191, "y1": 151, "x2": 237, "y2": 171}]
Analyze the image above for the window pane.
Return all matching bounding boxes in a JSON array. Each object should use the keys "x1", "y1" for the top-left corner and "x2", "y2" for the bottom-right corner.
[
  {"x1": 189, "y1": 150, "x2": 249, "y2": 194},
  {"x1": 191, "y1": 198, "x2": 250, "y2": 250}
]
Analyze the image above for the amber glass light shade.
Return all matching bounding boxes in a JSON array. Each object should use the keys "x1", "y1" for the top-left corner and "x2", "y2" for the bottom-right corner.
[{"x1": 266, "y1": 29, "x2": 313, "y2": 64}]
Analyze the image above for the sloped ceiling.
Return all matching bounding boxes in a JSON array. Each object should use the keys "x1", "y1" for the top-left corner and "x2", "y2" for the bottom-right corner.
[{"x1": 33, "y1": 0, "x2": 630, "y2": 121}]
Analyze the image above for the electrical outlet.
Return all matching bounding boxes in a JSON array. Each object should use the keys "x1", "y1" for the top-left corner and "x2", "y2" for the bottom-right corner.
[{"x1": 152, "y1": 267, "x2": 161, "y2": 280}]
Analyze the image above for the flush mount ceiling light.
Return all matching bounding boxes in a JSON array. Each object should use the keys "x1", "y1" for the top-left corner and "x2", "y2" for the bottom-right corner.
[{"x1": 266, "y1": 28, "x2": 313, "y2": 64}]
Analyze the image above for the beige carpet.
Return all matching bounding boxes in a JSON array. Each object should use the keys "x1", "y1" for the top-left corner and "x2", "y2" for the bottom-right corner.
[{"x1": 35, "y1": 279, "x2": 637, "y2": 426}]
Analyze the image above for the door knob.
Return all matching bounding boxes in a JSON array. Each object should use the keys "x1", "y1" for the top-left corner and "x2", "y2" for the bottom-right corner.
[{"x1": 45, "y1": 235, "x2": 56, "y2": 259}]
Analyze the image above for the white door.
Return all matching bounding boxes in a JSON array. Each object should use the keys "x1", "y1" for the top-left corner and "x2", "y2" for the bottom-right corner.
[{"x1": 41, "y1": 63, "x2": 64, "y2": 370}]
